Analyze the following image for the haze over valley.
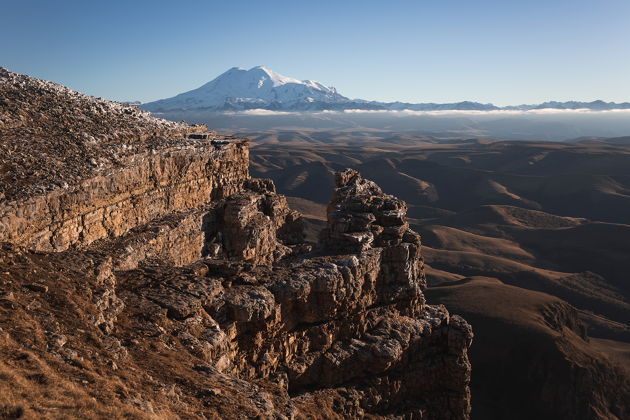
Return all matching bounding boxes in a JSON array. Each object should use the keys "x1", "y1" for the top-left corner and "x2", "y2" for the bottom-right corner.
[{"x1": 144, "y1": 66, "x2": 630, "y2": 141}]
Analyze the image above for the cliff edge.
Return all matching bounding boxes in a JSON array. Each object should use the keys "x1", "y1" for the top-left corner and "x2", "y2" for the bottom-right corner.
[{"x1": 0, "y1": 69, "x2": 472, "y2": 419}]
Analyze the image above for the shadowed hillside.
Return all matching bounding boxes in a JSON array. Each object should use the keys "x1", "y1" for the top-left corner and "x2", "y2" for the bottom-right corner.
[{"x1": 249, "y1": 133, "x2": 630, "y2": 419}]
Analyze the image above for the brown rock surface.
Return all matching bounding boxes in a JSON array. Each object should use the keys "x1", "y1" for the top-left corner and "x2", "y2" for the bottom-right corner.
[{"x1": 0, "y1": 70, "x2": 472, "y2": 419}]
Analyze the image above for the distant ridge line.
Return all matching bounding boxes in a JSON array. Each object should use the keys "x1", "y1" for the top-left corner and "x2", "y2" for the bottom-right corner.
[{"x1": 139, "y1": 66, "x2": 630, "y2": 113}]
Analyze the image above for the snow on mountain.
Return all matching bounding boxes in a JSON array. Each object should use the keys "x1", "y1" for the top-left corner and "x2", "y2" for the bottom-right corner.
[
  {"x1": 142, "y1": 66, "x2": 630, "y2": 113},
  {"x1": 142, "y1": 66, "x2": 349, "y2": 112}
]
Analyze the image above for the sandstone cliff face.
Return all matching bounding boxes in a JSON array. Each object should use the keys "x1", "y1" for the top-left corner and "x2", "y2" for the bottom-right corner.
[
  {"x1": 0, "y1": 69, "x2": 472, "y2": 419},
  {"x1": 0, "y1": 139, "x2": 249, "y2": 252},
  {"x1": 0, "y1": 169, "x2": 472, "y2": 419}
]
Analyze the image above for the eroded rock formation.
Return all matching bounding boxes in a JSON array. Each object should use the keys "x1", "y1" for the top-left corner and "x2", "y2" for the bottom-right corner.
[{"x1": 0, "y1": 68, "x2": 472, "y2": 419}]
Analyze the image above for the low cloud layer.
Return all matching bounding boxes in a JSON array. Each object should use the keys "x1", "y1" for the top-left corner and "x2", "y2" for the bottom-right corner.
[
  {"x1": 158, "y1": 108, "x2": 630, "y2": 141},
  {"x1": 231, "y1": 108, "x2": 630, "y2": 117}
]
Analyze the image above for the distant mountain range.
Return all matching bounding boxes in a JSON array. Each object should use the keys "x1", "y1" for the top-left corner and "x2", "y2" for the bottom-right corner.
[{"x1": 141, "y1": 66, "x2": 630, "y2": 112}]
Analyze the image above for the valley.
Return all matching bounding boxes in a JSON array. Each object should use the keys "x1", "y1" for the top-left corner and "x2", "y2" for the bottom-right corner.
[
  {"x1": 3, "y1": 66, "x2": 630, "y2": 419},
  {"x1": 5, "y1": 0, "x2": 630, "y2": 418},
  {"x1": 249, "y1": 133, "x2": 630, "y2": 419}
]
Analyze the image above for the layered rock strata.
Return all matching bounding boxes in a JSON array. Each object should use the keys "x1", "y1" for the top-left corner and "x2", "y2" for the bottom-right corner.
[
  {"x1": 0, "y1": 168, "x2": 473, "y2": 419},
  {"x1": 0, "y1": 138, "x2": 249, "y2": 251},
  {"x1": 0, "y1": 69, "x2": 472, "y2": 419}
]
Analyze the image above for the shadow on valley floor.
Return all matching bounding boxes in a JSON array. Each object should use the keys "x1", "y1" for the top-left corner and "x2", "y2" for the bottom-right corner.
[{"x1": 249, "y1": 134, "x2": 630, "y2": 420}]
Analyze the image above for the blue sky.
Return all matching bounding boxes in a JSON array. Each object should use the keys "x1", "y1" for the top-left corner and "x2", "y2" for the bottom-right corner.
[{"x1": 2, "y1": 0, "x2": 630, "y2": 105}]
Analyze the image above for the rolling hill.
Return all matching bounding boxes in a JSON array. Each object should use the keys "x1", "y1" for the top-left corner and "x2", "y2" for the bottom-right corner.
[{"x1": 248, "y1": 133, "x2": 630, "y2": 419}]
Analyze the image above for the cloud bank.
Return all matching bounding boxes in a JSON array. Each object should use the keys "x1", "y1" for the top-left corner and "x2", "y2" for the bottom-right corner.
[{"x1": 230, "y1": 108, "x2": 630, "y2": 117}]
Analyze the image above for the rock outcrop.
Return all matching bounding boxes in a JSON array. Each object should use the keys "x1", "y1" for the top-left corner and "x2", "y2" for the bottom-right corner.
[{"x1": 0, "y1": 69, "x2": 472, "y2": 419}]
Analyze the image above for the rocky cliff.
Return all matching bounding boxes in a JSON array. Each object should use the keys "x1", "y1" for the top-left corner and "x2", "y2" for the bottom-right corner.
[{"x1": 0, "y1": 69, "x2": 472, "y2": 419}]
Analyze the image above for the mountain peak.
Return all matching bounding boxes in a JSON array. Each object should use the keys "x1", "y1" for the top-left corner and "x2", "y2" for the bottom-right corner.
[
  {"x1": 140, "y1": 66, "x2": 630, "y2": 113},
  {"x1": 244, "y1": 65, "x2": 303, "y2": 87},
  {"x1": 142, "y1": 66, "x2": 348, "y2": 112}
]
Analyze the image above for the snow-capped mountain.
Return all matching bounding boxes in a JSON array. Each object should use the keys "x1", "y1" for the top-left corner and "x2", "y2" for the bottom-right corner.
[
  {"x1": 142, "y1": 66, "x2": 349, "y2": 112},
  {"x1": 142, "y1": 66, "x2": 630, "y2": 113}
]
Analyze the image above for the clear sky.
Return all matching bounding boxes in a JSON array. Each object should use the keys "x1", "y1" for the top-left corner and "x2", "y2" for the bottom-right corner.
[{"x1": 2, "y1": 0, "x2": 630, "y2": 105}]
